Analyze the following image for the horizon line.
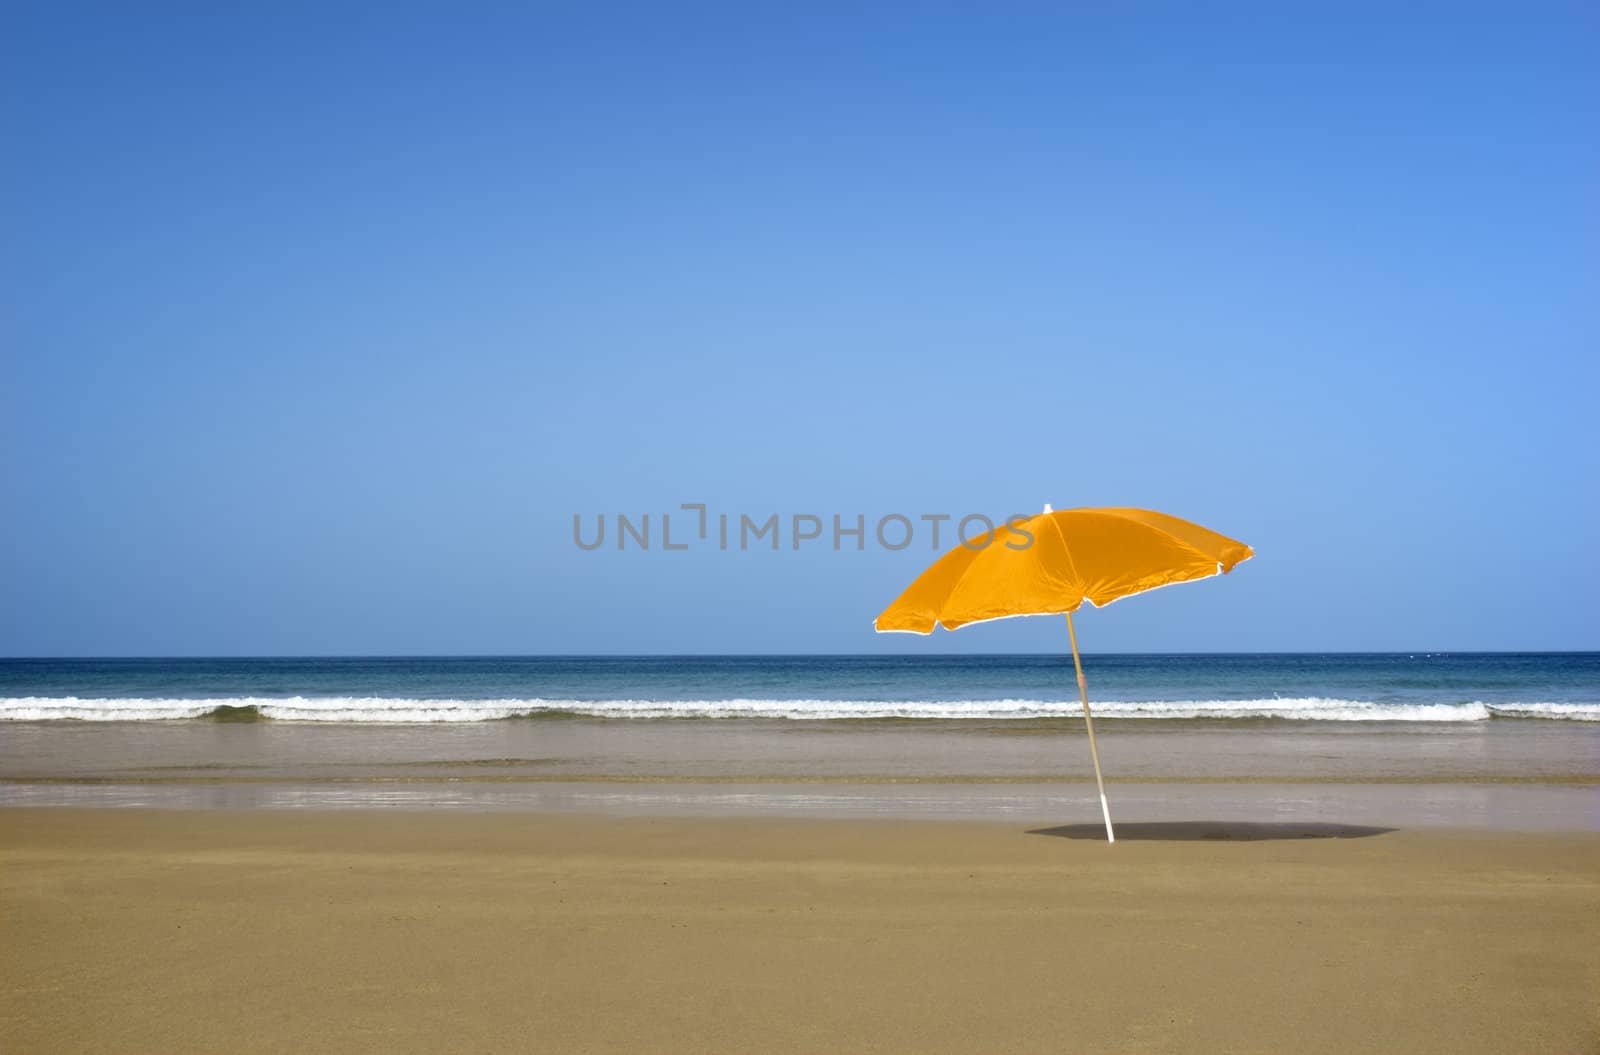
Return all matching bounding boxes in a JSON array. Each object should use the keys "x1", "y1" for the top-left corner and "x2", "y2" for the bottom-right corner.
[{"x1": 3, "y1": 650, "x2": 1596, "y2": 661}]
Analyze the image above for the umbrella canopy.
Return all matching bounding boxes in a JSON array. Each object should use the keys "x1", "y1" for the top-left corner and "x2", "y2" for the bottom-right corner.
[{"x1": 874, "y1": 506, "x2": 1253, "y2": 842}]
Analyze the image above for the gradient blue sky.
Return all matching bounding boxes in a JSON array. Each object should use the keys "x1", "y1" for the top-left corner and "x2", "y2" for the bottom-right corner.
[{"x1": 3, "y1": 3, "x2": 1596, "y2": 655}]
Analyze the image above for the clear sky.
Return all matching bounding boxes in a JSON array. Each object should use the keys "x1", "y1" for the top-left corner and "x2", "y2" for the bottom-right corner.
[{"x1": 3, "y1": 3, "x2": 1595, "y2": 655}]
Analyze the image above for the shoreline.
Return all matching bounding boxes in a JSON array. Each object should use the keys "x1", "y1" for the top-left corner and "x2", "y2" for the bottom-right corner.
[
  {"x1": 7, "y1": 715, "x2": 1598, "y2": 778},
  {"x1": 7, "y1": 716, "x2": 1597, "y2": 830}
]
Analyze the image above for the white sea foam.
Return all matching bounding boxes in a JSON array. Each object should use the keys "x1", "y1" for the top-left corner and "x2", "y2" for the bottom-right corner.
[
  {"x1": 1483, "y1": 701, "x2": 1600, "y2": 721},
  {"x1": 0, "y1": 697, "x2": 223, "y2": 721},
  {"x1": 2, "y1": 695, "x2": 1597, "y2": 723}
]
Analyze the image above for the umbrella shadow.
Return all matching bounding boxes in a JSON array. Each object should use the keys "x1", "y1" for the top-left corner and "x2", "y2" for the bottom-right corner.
[{"x1": 1027, "y1": 821, "x2": 1397, "y2": 842}]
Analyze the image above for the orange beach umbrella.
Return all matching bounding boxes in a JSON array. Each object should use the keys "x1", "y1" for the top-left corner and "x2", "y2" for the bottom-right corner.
[{"x1": 874, "y1": 506, "x2": 1254, "y2": 843}]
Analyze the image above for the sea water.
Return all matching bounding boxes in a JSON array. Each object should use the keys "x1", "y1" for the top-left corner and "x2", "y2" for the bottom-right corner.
[{"x1": 2, "y1": 653, "x2": 1596, "y2": 723}]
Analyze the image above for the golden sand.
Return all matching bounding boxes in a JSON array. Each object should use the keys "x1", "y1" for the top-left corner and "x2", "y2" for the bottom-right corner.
[{"x1": 3, "y1": 808, "x2": 1597, "y2": 1054}]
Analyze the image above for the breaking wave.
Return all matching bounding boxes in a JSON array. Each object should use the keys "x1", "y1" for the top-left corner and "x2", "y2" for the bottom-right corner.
[{"x1": 1, "y1": 696, "x2": 1597, "y2": 723}]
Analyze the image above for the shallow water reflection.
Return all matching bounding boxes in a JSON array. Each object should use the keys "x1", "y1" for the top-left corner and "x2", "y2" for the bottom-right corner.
[{"x1": 2, "y1": 780, "x2": 1595, "y2": 831}]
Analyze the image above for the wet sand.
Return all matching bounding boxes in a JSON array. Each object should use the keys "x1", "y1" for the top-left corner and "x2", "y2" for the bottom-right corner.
[
  {"x1": 6, "y1": 717, "x2": 1596, "y2": 830},
  {"x1": 3, "y1": 809, "x2": 1598, "y2": 1054},
  {"x1": 5, "y1": 715, "x2": 1599, "y2": 783}
]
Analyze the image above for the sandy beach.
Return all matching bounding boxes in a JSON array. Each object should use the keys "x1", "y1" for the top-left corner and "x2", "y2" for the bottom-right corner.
[{"x1": 3, "y1": 808, "x2": 1598, "y2": 1054}]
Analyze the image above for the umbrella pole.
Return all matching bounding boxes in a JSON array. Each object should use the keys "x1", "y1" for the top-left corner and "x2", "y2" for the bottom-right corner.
[{"x1": 1066, "y1": 612, "x2": 1115, "y2": 844}]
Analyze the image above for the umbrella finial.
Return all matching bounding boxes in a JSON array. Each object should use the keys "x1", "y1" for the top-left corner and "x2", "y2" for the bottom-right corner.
[{"x1": 1043, "y1": 503, "x2": 1054, "y2": 514}]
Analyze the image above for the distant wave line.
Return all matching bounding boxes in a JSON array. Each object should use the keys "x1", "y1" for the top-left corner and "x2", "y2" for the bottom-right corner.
[{"x1": 2, "y1": 696, "x2": 1597, "y2": 723}]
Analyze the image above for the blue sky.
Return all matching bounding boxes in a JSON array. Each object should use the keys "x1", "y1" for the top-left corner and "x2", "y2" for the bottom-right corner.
[{"x1": 3, "y1": 3, "x2": 1596, "y2": 655}]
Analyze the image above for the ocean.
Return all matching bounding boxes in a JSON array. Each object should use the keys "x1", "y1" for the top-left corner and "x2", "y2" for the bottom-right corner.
[
  {"x1": 2, "y1": 652, "x2": 1597, "y2": 723},
  {"x1": 5, "y1": 653, "x2": 1597, "y2": 825}
]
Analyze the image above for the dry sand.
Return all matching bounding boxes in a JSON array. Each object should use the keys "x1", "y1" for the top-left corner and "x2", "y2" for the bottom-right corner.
[{"x1": 3, "y1": 808, "x2": 1597, "y2": 1054}]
